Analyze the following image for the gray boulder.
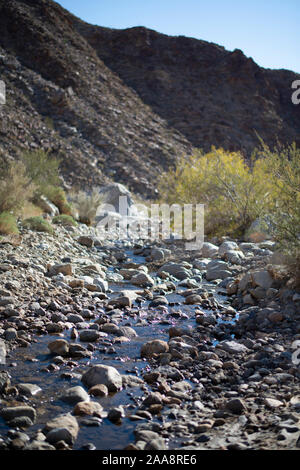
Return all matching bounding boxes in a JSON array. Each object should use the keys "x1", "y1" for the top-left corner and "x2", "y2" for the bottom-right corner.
[{"x1": 81, "y1": 365, "x2": 122, "y2": 392}]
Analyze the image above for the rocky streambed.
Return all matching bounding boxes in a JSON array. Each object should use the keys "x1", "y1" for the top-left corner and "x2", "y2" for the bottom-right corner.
[{"x1": 0, "y1": 224, "x2": 300, "y2": 451}]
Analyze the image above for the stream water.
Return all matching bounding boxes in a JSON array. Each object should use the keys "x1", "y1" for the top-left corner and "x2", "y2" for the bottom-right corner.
[{"x1": 0, "y1": 251, "x2": 235, "y2": 450}]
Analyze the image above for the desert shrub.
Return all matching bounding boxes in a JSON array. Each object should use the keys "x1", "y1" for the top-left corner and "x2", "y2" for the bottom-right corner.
[
  {"x1": 69, "y1": 188, "x2": 103, "y2": 225},
  {"x1": 22, "y1": 216, "x2": 54, "y2": 234},
  {"x1": 0, "y1": 161, "x2": 36, "y2": 215},
  {"x1": 42, "y1": 186, "x2": 73, "y2": 215},
  {"x1": 158, "y1": 147, "x2": 278, "y2": 236},
  {"x1": 52, "y1": 214, "x2": 77, "y2": 227},
  {"x1": 21, "y1": 202, "x2": 44, "y2": 219},
  {"x1": 259, "y1": 142, "x2": 300, "y2": 282},
  {"x1": 21, "y1": 149, "x2": 61, "y2": 194},
  {"x1": 0, "y1": 212, "x2": 19, "y2": 235}
]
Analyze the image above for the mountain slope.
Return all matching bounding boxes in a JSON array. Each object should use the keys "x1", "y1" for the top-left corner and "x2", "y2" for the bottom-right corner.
[
  {"x1": 0, "y1": 0, "x2": 299, "y2": 199},
  {"x1": 74, "y1": 22, "x2": 300, "y2": 156},
  {"x1": 0, "y1": 0, "x2": 191, "y2": 197}
]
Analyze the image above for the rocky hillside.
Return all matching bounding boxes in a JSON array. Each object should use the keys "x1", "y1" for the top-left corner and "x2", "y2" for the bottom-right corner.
[
  {"x1": 0, "y1": 0, "x2": 299, "y2": 198},
  {"x1": 0, "y1": 0, "x2": 191, "y2": 198},
  {"x1": 76, "y1": 23, "x2": 300, "y2": 156}
]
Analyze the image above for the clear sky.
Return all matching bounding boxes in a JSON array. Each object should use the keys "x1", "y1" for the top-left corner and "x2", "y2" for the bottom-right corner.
[{"x1": 55, "y1": 0, "x2": 300, "y2": 73}]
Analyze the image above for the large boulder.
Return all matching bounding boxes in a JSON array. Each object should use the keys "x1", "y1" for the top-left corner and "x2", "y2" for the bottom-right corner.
[
  {"x1": 131, "y1": 272, "x2": 154, "y2": 287},
  {"x1": 43, "y1": 413, "x2": 79, "y2": 445},
  {"x1": 158, "y1": 262, "x2": 192, "y2": 280},
  {"x1": 81, "y1": 365, "x2": 122, "y2": 392},
  {"x1": 60, "y1": 386, "x2": 89, "y2": 405},
  {"x1": 206, "y1": 260, "x2": 232, "y2": 281},
  {"x1": 200, "y1": 242, "x2": 219, "y2": 258},
  {"x1": 98, "y1": 183, "x2": 134, "y2": 213}
]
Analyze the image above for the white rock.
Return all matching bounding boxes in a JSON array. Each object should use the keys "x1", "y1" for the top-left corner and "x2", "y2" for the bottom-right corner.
[{"x1": 81, "y1": 365, "x2": 123, "y2": 392}]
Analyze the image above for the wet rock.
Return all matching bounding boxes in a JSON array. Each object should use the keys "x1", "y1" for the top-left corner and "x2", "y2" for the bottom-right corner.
[
  {"x1": 26, "y1": 441, "x2": 55, "y2": 450},
  {"x1": 206, "y1": 260, "x2": 232, "y2": 281},
  {"x1": 73, "y1": 401, "x2": 103, "y2": 416},
  {"x1": 60, "y1": 386, "x2": 89, "y2": 405},
  {"x1": 79, "y1": 329, "x2": 100, "y2": 342},
  {"x1": 225, "y1": 398, "x2": 247, "y2": 415},
  {"x1": 4, "y1": 328, "x2": 18, "y2": 341},
  {"x1": 108, "y1": 406, "x2": 125, "y2": 422},
  {"x1": 252, "y1": 270, "x2": 274, "y2": 289},
  {"x1": 0, "y1": 371, "x2": 10, "y2": 393},
  {"x1": 9, "y1": 416, "x2": 34, "y2": 428},
  {"x1": 48, "y1": 339, "x2": 69, "y2": 356},
  {"x1": 43, "y1": 414, "x2": 79, "y2": 445},
  {"x1": 66, "y1": 313, "x2": 84, "y2": 323},
  {"x1": 217, "y1": 340, "x2": 249, "y2": 354},
  {"x1": 88, "y1": 384, "x2": 108, "y2": 397},
  {"x1": 1, "y1": 406, "x2": 36, "y2": 423},
  {"x1": 122, "y1": 375, "x2": 144, "y2": 388},
  {"x1": 143, "y1": 392, "x2": 164, "y2": 406},
  {"x1": 150, "y1": 247, "x2": 171, "y2": 261},
  {"x1": 149, "y1": 295, "x2": 168, "y2": 307},
  {"x1": 185, "y1": 294, "x2": 202, "y2": 305},
  {"x1": 219, "y1": 241, "x2": 239, "y2": 256},
  {"x1": 131, "y1": 272, "x2": 154, "y2": 287},
  {"x1": 264, "y1": 398, "x2": 284, "y2": 409},
  {"x1": 17, "y1": 383, "x2": 42, "y2": 397},
  {"x1": 200, "y1": 242, "x2": 219, "y2": 258},
  {"x1": 81, "y1": 365, "x2": 122, "y2": 392},
  {"x1": 141, "y1": 340, "x2": 169, "y2": 357},
  {"x1": 145, "y1": 437, "x2": 167, "y2": 450},
  {"x1": 158, "y1": 262, "x2": 192, "y2": 280},
  {"x1": 169, "y1": 326, "x2": 192, "y2": 338},
  {"x1": 135, "y1": 429, "x2": 160, "y2": 443},
  {"x1": 118, "y1": 326, "x2": 137, "y2": 338},
  {"x1": 108, "y1": 295, "x2": 132, "y2": 308}
]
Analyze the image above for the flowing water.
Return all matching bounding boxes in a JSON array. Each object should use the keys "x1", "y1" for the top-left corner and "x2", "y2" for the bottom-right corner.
[{"x1": 0, "y1": 251, "x2": 236, "y2": 450}]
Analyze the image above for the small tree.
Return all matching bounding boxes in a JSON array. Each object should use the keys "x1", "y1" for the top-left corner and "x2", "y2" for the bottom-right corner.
[
  {"x1": 259, "y1": 141, "x2": 300, "y2": 282},
  {"x1": 158, "y1": 147, "x2": 278, "y2": 236}
]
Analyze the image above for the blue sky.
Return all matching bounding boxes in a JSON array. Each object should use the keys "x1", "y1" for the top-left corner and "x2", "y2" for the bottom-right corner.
[{"x1": 56, "y1": 0, "x2": 300, "y2": 73}]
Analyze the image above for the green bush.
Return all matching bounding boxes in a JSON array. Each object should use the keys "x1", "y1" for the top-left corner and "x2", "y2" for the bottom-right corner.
[
  {"x1": 22, "y1": 216, "x2": 54, "y2": 234},
  {"x1": 259, "y1": 142, "x2": 300, "y2": 283},
  {"x1": 42, "y1": 186, "x2": 73, "y2": 215},
  {"x1": 0, "y1": 161, "x2": 36, "y2": 214},
  {"x1": 52, "y1": 214, "x2": 77, "y2": 227},
  {"x1": 21, "y1": 149, "x2": 61, "y2": 195},
  {"x1": 0, "y1": 212, "x2": 19, "y2": 235},
  {"x1": 158, "y1": 147, "x2": 278, "y2": 236}
]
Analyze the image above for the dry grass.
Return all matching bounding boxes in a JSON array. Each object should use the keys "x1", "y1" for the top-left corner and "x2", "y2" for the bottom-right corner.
[
  {"x1": 69, "y1": 188, "x2": 103, "y2": 225},
  {"x1": 0, "y1": 161, "x2": 36, "y2": 215}
]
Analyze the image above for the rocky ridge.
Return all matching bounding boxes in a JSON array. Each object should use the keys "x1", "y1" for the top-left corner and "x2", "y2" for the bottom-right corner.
[{"x1": 0, "y1": 0, "x2": 300, "y2": 198}]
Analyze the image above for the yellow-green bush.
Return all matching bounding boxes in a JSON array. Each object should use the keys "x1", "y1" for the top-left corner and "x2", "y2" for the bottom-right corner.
[
  {"x1": 52, "y1": 214, "x2": 77, "y2": 227},
  {"x1": 158, "y1": 147, "x2": 279, "y2": 236},
  {"x1": 259, "y1": 142, "x2": 300, "y2": 282},
  {"x1": 22, "y1": 216, "x2": 54, "y2": 234},
  {"x1": 0, "y1": 161, "x2": 36, "y2": 215},
  {"x1": 42, "y1": 186, "x2": 73, "y2": 216},
  {"x1": 0, "y1": 212, "x2": 19, "y2": 235},
  {"x1": 21, "y1": 149, "x2": 61, "y2": 193}
]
